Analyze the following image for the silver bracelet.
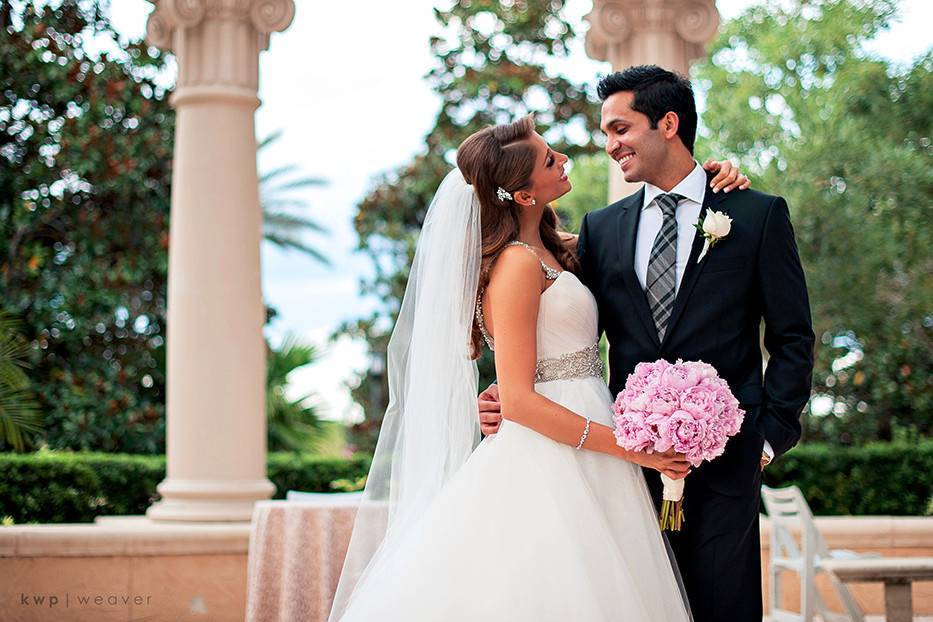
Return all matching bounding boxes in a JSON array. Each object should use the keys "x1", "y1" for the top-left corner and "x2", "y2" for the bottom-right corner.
[{"x1": 575, "y1": 418, "x2": 591, "y2": 450}]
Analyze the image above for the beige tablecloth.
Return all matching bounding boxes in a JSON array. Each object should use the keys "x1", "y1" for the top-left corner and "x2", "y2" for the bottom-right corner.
[{"x1": 246, "y1": 496, "x2": 360, "y2": 622}]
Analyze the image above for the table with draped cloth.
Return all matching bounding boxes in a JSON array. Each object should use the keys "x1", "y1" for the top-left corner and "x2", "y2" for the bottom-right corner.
[{"x1": 245, "y1": 492, "x2": 362, "y2": 622}]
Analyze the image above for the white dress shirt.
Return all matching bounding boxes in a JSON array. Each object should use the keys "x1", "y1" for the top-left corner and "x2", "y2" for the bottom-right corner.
[
  {"x1": 634, "y1": 161, "x2": 707, "y2": 294},
  {"x1": 633, "y1": 162, "x2": 774, "y2": 461}
]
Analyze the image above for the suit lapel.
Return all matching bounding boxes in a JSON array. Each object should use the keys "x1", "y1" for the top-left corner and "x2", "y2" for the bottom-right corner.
[
  {"x1": 616, "y1": 187, "x2": 661, "y2": 349},
  {"x1": 661, "y1": 178, "x2": 728, "y2": 348}
]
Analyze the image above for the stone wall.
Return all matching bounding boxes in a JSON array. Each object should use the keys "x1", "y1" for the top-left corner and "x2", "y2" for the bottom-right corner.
[{"x1": 1, "y1": 515, "x2": 930, "y2": 621}]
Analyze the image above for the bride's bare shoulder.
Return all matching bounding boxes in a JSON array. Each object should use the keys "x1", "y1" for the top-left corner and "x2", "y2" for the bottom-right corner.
[{"x1": 487, "y1": 245, "x2": 544, "y2": 295}]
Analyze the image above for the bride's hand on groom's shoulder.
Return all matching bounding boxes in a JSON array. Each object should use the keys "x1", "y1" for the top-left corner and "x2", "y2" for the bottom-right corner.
[
  {"x1": 702, "y1": 158, "x2": 751, "y2": 194},
  {"x1": 478, "y1": 383, "x2": 502, "y2": 435}
]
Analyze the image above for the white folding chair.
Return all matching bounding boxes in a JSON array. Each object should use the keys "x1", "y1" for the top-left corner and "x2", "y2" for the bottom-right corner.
[{"x1": 761, "y1": 485, "x2": 870, "y2": 622}]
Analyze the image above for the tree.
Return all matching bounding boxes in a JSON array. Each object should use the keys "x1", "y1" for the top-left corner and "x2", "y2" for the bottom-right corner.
[
  {"x1": 693, "y1": 0, "x2": 931, "y2": 443},
  {"x1": 343, "y1": 0, "x2": 931, "y2": 448},
  {"x1": 1, "y1": 0, "x2": 174, "y2": 453},
  {"x1": 339, "y1": 1, "x2": 602, "y2": 440},
  {"x1": 0, "y1": 1, "x2": 332, "y2": 453}
]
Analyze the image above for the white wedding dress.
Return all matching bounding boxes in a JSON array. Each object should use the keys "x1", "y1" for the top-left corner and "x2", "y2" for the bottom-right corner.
[{"x1": 337, "y1": 252, "x2": 692, "y2": 622}]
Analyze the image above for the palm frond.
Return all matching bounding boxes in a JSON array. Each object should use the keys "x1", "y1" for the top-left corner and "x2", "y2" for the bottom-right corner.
[
  {"x1": 267, "y1": 177, "x2": 328, "y2": 193},
  {"x1": 257, "y1": 129, "x2": 283, "y2": 151},
  {"x1": 268, "y1": 335, "x2": 318, "y2": 384},
  {"x1": 259, "y1": 164, "x2": 308, "y2": 186},
  {"x1": 0, "y1": 363, "x2": 30, "y2": 392},
  {"x1": 0, "y1": 310, "x2": 43, "y2": 451},
  {"x1": 264, "y1": 211, "x2": 328, "y2": 233},
  {"x1": 260, "y1": 198, "x2": 313, "y2": 210},
  {"x1": 265, "y1": 334, "x2": 327, "y2": 452},
  {"x1": 262, "y1": 234, "x2": 332, "y2": 265},
  {"x1": 0, "y1": 337, "x2": 31, "y2": 363},
  {"x1": 0, "y1": 392, "x2": 43, "y2": 452},
  {"x1": 0, "y1": 313, "x2": 23, "y2": 334},
  {"x1": 257, "y1": 130, "x2": 330, "y2": 265}
]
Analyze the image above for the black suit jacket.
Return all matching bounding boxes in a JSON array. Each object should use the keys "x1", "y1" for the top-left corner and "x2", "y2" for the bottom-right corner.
[{"x1": 577, "y1": 175, "x2": 815, "y2": 495}]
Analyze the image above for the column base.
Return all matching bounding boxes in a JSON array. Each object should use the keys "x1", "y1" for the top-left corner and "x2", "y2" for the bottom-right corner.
[{"x1": 146, "y1": 478, "x2": 276, "y2": 522}]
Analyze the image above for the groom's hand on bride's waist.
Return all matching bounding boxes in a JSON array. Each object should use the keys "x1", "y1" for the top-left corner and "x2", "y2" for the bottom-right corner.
[{"x1": 478, "y1": 383, "x2": 502, "y2": 435}]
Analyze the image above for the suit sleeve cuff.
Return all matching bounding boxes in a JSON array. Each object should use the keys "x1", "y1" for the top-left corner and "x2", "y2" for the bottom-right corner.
[{"x1": 762, "y1": 440, "x2": 775, "y2": 461}]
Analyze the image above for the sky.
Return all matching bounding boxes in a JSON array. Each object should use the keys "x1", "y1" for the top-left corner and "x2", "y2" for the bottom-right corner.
[{"x1": 107, "y1": 0, "x2": 931, "y2": 423}]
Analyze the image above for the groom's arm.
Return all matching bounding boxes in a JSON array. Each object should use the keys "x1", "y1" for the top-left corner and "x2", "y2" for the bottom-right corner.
[{"x1": 757, "y1": 196, "x2": 815, "y2": 461}]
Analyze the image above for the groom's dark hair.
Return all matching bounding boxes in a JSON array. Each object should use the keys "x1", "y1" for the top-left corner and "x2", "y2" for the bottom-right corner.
[{"x1": 597, "y1": 65, "x2": 697, "y2": 154}]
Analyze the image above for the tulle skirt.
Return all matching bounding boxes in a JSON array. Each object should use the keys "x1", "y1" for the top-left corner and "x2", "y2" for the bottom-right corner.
[{"x1": 337, "y1": 376, "x2": 691, "y2": 621}]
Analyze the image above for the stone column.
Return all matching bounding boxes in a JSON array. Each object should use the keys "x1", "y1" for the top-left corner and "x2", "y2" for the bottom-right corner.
[
  {"x1": 144, "y1": 0, "x2": 295, "y2": 522},
  {"x1": 584, "y1": 0, "x2": 720, "y2": 201}
]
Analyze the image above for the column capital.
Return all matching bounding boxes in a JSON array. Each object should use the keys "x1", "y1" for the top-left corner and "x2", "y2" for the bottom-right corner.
[
  {"x1": 147, "y1": 0, "x2": 295, "y2": 49},
  {"x1": 582, "y1": 1, "x2": 721, "y2": 204},
  {"x1": 146, "y1": 0, "x2": 295, "y2": 102},
  {"x1": 584, "y1": 0, "x2": 720, "y2": 67}
]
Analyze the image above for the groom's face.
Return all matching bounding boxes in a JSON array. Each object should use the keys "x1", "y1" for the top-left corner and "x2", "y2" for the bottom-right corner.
[{"x1": 599, "y1": 91, "x2": 667, "y2": 185}]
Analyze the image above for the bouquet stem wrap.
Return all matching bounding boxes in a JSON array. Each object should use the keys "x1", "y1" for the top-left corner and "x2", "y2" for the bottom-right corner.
[{"x1": 659, "y1": 474, "x2": 685, "y2": 531}]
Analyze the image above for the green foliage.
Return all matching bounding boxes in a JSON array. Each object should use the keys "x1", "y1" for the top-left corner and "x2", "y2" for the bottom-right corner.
[
  {"x1": 764, "y1": 441, "x2": 933, "y2": 516},
  {"x1": 0, "y1": 450, "x2": 371, "y2": 523},
  {"x1": 266, "y1": 334, "x2": 325, "y2": 453},
  {"x1": 330, "y1": 474, "x2": 367, "y2": 492},
  {"x1": 339, "y1": 0, "x2": 602, "y2": 429},
  {"x1": 1, "y1": 0, "x2": 174, "y2": 453},
  {"x1": 266, "y1": 452, "x2": 371, "y2": 500},
  {"x1": 258, "y1": 130, "x2": 331, "y2": 265},
  {"x1": 0, "y1": 450, "x2": 163, "y2": 524},
  {"x1": 693, "y1": 0, "x2": 932, "y2": 443},
  {"x1": 341, "y1": 0, "x2": 932, "y2": 449},
  {"x1": 0, "y1": 310, "x2": 43, "y2": 450},
  {"x1": 555, "y1": 152, "x2": 609, "y2": 233},
  {"x1": 0, "y1": 3, "x2": 332, "y2": 453},
  {"x1": 343, "y1": 0, "x2": 931, "y2": 449},
  {"x1": 2, "y1": 443, "x2": 928, "y2": 523}
]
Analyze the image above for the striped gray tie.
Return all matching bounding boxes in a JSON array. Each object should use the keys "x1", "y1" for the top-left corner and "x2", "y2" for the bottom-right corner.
[{"x1": 646, "y1": 193, "x2": 683, "y2": 341}]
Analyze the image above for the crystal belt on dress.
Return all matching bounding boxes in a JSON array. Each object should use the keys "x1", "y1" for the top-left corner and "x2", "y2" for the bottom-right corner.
[{"x1": 534, "y1": 343, "x2": 604, "y2": 384}]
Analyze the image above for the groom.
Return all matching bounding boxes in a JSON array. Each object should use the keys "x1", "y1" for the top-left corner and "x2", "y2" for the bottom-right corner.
[{"x1": 479, "y1": 65, "x2": 814, "y2": 621}]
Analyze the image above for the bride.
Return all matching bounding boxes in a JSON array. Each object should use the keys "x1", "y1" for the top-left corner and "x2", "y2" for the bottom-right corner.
[{"x1": 328, "y1": 116, "x2": 747, "y2": 621}]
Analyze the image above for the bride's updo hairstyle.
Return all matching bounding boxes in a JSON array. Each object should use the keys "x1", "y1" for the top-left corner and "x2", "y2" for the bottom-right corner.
[{"x1": 456, "y1": 115, "x2": 579, "y2": 359}]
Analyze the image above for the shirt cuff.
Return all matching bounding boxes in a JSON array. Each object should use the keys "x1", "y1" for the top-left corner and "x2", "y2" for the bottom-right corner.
[{"x1": 762, "y1": 440, "x2": 775, "y2": 461}]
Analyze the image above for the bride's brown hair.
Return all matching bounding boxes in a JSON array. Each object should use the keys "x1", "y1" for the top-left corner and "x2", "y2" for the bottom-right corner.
[{"x1": 456, "y1": 116, "x2": 579, "y2": 360}]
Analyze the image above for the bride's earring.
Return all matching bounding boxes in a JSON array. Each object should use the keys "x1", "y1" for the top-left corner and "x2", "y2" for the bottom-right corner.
[{"x1": 531, "y1": 198, "x2": 537, "y2": 206}]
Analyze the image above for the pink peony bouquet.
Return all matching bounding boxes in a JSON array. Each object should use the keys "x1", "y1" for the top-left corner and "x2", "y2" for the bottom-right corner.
[{"x1": 612, "y1": 359, "x2": 744, "y2": 531}]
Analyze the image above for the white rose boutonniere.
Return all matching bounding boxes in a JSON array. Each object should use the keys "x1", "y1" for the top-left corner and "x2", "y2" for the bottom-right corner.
[{"x1": 695, "y1": 210, "x2": 732, "y2": 263}]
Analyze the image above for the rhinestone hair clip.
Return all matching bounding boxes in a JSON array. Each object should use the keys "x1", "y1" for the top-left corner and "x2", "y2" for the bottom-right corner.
[{"x1": 496, "y1": 187, "x2": 512, "y2": 202}]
